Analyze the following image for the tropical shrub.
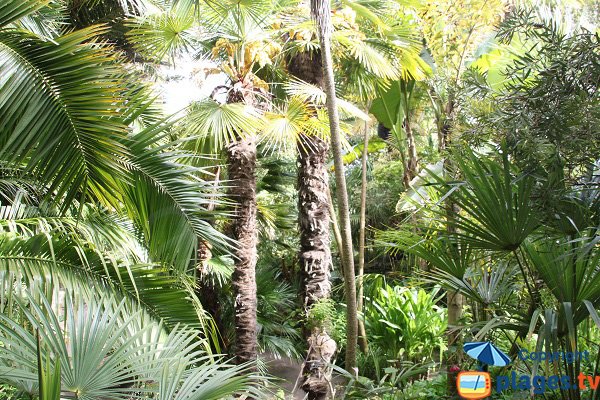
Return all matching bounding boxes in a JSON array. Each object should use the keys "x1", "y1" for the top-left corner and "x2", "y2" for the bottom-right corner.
[{"x1": 365, "y1": 284, "x2": 447, "y2": 364}]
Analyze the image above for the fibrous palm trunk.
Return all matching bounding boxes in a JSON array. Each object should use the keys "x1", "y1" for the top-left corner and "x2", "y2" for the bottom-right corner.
[
  {"x1": 226, "y1": 136, "x2": 259, "y2": 365},
  {"x1": 289, "y1": 47, "x2": 336, "y2": 400},
  {"x1": 298, "y1": 135, "x2": 332, "y2": 309},
  {"x1": 298, "y1": 135, "x2": 337, "y2": 400},
  {"x1": 311, "y1": 0, "x2": 358, "y2": 371}
]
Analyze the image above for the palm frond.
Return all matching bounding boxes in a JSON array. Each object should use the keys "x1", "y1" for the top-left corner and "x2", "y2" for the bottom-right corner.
[
  {"x1": 284, "y1": 78, "x2": 370, "y2": 121},
  {"x1": 185, "y1": 100, "x2": 265, "y2": 153},
  {"x1": 122, "y1": 120, "x2": 232, "y2": 270},
  {"x1": 0, "y1": 205, "x2": 144, "y2": 262},
  {"x1": 0, "y1": 233, "x2": 201, "y2": 327},
  {"x1": 334, "y1": 30, "x2": 400, "y2": 80},
  {"x1": 435, "y1": 148, "x2": 541, "y2": 251},
  {"x1": 524, "y1": 235, "x2": 600, "y2": 324},
  {"x1": 0, "y1": 0, "x2": 48, "y2": 27},
  {"x1": 127, "y1": 9, "x2": 197, "y2": 62},
  {"x1": 375, "y1": 228, "x2": 473, "y2": 279},
  {"x1": 159, "y1": 359, "x2": 266, "y2": 400},
  {"x1": 260, "y1": 96, "x2": 319, "y2": 155},
  {"x1": 0, "y1": 290, "x2": 264, "y2": 399},
  {"x1": 0, "y1": 294, "x2": 155, "y2": 399},
  {"x1": 0, "y1": 26, "x2": 130, "y2": 210}
]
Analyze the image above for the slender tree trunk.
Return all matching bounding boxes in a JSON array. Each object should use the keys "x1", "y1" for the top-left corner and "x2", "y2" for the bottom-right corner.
[
  {"x1": 196, "y1": 168, "x2": 225, "y2": 351},
  {"x1": 405, "y1": 118, "x2": 418, "y2": 183},
  {"x1": 289, "y1": 45, "x2": 337, "y2": 399},
  {"x1": 327, "y1": 189, "x2": 345, "y2": 273},
  {"x1": 357, "y1": 123, "x2": 369, "y2": 353},
  {"x1": 311, "y1": 0, "x2": 358, "y2": 371},
  {"x1": 439, "y1": 94, "x2": 463, "y2": 395},
  {"x1": 403, "y1": 81, "x2": 418, "y2": 185},
  {"x1": 227, "y1": 137, "x2": 259, "y2": 365}
]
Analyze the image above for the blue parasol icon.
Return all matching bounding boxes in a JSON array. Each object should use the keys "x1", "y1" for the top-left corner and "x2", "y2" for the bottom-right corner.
[{"x1": 464, "y1": 341, "x2": 511, "y2": 367}]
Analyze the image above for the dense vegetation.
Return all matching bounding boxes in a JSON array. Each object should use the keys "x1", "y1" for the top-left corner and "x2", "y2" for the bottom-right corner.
[{"x1": 0, "y1": 0, "x2": 598, "y2": 399}]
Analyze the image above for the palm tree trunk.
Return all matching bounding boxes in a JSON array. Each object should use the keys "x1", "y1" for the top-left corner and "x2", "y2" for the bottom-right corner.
[
  {"x1": 328, "y1": 190, "x2": 345, "y2": 272},
  {"x1": 298, "y1": 135, "x2": 332, "y2": 310},
  {"x1": 402, "y1": 80, "x2": 418, "y2": 184},
  {"x1": 405, "y1": 117, "x2": 418, "y2": 182},
  {"x1": 289, "y1": 45, "x2": 337, "y2": 399},
  {"x1": 311, "y1": 0, "x2": 358, "y2": 371},
  {"x1": 298, "y1": 134, "x2": 337, "y2": 400},
  {"x1": 226, "y1": 137, "x2": 259, "y2": 365}
]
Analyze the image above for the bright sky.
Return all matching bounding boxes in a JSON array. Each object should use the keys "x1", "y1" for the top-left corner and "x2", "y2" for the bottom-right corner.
[{"x1": 158, "y1": 55, "x2": 228, "y2": 116}]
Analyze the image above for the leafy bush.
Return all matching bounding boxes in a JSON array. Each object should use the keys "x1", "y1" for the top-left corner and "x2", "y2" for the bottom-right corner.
[
  {"x1": 365, "y1": 285, "x2": 447, "y2": 363},
  {"x1": 335, "y1": 361, "x2": 430, "y2": 399},
  {"x1": 307, "y1": 298, "x2": 347, "y2": 347}
]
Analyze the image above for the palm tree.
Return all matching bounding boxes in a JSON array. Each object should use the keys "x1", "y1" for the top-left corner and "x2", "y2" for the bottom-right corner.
[
  {"x1": 280, "y1": 3, "x2": 401, "y2": 392},
  {"x1": 308, "y1": 0, "x2": 359, "y2": 372},
  {"x1": 0, "y1": 0, "x2": 230, "y2": 309},
  {"x1": 128, "y1": 0, "x2": 295, "y2": 364},
  {"x1": 0, "y1": 1, "x2": 267, "y2": 396},
  {"x1": 286, "y1": 46, "x2": 339, "y2": 399}
]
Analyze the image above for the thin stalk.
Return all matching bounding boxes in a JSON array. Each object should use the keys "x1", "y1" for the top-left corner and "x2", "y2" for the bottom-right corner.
[
  {"x1": 513, "y1": 248, "x2": 536, "y2": 306},
  {"x1": 357, "y1": 121, "x2": 369, "y2": 353},
  {"x1": 328, "y1": 189, "x2": 345, "y2": 277},
  {"x1": 311, "y1": 0, "x2": 358, "y2": 370}
]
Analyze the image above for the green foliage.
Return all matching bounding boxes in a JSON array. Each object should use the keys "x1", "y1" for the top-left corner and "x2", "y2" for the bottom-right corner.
[
  {"x1": 0, "y1": 25, "x2": 129, "y2": 209},
  {"x1": 36, "y1": 334, "x2": 61, "y2": 400},
  {"x1": 335, "y1": 361, "x2": 430, "y2": 399},
  {"x1": 442, "y1": 147, "x2": 541, "y2": 252},
  {"x1": 365, "y1": 284, "x2": 447, "y2": 363},
  {"x1": 306, "y1": 298, "x2": 347, "y2": 347},
  {"x1": 0, "y1": 288, "x2": 266, "y2": 400},
  {"x1": 475, "y1": 8, "x2": 600, "y2": 174},
  {"x1": 0, "y1": 385, "x2": 21, "y2": 400},
  {"x1": 400, "y1": 373, "x2": 447, "y2": 399}
]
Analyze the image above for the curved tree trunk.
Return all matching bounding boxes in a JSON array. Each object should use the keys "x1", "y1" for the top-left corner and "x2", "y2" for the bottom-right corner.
[
  {"x1": 226, "y1": 137, "x2": 259, "y2": 366},
  {"x1": 311, "y1": 0, "x2": 358, "y2": 371}
]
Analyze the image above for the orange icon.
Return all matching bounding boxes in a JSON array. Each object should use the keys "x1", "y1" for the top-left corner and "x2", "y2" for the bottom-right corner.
[{"x1": 457, "y1": 371, "x2": 492, "y2": 399}]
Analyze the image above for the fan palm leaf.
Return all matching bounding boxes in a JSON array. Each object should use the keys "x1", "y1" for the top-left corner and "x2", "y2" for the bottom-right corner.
[
  {"x1": 0, "y1": 295, "x2": 155, "y2": 399},
  {"x1": 186, "y1": 100, "x2": 265, "y2": 154},
  {"x1": 0, "y1": 289, "x2": 267, "y2": 399},
  {"x1": 158, "y1": 360, "x2": 266, "y2": 400},
  {"x1": 524, "y1": 235, "x2": 600, "y2": 324},
  {"x1": 434, "y1": 148, "x2": 541, "y2": 251}
]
